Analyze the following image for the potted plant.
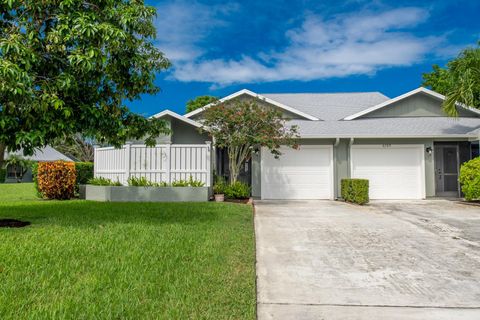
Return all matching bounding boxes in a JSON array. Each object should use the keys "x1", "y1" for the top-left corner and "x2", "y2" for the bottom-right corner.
[{"x1": 213, "y1": 177, "x2": 226, "y2": 202}]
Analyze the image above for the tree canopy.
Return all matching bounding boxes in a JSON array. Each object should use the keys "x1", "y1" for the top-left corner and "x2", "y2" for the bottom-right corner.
[
  {"x1": 186, "y1": 95, "x2": 218, "y2": 113},
  {"x1": 202, "y1": 100, "x2": 298, "y2": 183},
  {"x1": 422, "y1": 43, "x2": 480, "y2": 116},
  {"x1": 0, "y1": 0, "x2": 171, "y2": 166}
]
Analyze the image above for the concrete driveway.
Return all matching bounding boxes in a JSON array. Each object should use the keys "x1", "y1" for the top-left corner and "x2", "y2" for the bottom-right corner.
[{"x1": 255, "y1": 200, "x2": 480, "y2": 319}]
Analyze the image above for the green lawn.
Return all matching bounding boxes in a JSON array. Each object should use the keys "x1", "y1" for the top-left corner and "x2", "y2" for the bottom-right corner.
[{"x1": 0, "y1": 183, "x2": 255, "y2": 319}]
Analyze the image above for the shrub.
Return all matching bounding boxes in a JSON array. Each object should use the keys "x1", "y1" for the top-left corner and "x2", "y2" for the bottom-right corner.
[
  {"x1": 224, "y1": 181, "x2": 251, "y2": 199},
  {"x1": 88, "y1": 177, "x2": 122, "y2": 186},
  {"x1": 213, "y1": 176, "x2": 227, "y2": 194},
  {"x1": 341, "y1": 179, "x2": 369, "y2": 205},
  {"x1": 171, "y1": 179, "x2": 189, "y2": 187},
  {"x1": 459, "y1": 157, "x2": 480, "y2": 201},
  {"x1": 187, "y1": 176, "x2": 205, "y2": 187},
  {"x1": 37, "y1": 161, "x2": 77, "y2": 200},
  {"x1": 171, "y1": 177, "x2": 205, "y2": 187},
  {"x1": 75, "y1": 162, "x2": 94, "y2": 185},
  {"x1": 128, "y1": 176, "x2": 154, "y2": 187},
  {"x1": 0, "y1": 168, "x2": 5, "y2": 183},
  {"x1": 31, "y1": 162, "x2": 43, "y2": 197}
]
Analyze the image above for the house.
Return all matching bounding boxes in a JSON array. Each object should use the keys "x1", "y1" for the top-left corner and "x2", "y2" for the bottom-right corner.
[
  {"x1": 4, "y1": 146, "x2": 73, "y2": 183},
  {"x1": 170, "y1": 87, "x2": 480, "y2": 200}
]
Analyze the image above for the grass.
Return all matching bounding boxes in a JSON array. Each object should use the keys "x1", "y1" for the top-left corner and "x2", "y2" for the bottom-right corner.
[{"x1": 0, "y1": 183, "x2": 255, "y2": 319}]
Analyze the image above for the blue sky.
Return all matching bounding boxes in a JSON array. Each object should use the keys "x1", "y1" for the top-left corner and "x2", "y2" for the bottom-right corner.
[{"x1": 129, "y1": 0, "x2": 480, "y2": 117}]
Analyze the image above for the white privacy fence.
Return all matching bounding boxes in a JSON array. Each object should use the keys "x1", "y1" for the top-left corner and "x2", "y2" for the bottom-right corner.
[{"x1": 94, "y1": 143, "x2": 212, "y2": 186}]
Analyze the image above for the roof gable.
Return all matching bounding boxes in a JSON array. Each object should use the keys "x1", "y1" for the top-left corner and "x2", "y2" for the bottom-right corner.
[
  {"x1": 344, "y1": 87, "x2": 480, "y2": 120},
  {"x1": 184, "y1": 89, "x2": 319, "y2": 121},
  {"x1": 151, "y1": 110, "x2": 202, "y2": 128}
]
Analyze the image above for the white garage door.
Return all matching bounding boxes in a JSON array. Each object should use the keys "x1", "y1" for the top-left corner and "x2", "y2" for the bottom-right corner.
[
  {"x1": 351, "y1": 145, "x2": 425, "y2": 199},
  {"x1": 261, "y1": 145, "x2": 334, "y2": 200}
]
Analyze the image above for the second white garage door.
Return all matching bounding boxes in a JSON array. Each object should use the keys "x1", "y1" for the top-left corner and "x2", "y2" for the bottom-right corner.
[
  {"x1": 351, "y1": 145, "x2": 425, "y2": 199},
  {"x1": 261, "y1": 145, "x2": 334, "y2": 200}
]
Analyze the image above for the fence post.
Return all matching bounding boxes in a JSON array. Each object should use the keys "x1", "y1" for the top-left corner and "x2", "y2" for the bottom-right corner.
[
  {"x1": 125, "y1": 143, "x2": 131, "y2": 183},
  {"x1": 206, "y1": 141, "x2": 212, "y2": 187},
  {"x1": 93, "y1": 145, "x2": 99, "y2": 178},
  {"x1": 166, "y1": 143, "x2": 172, "y2": 184}
]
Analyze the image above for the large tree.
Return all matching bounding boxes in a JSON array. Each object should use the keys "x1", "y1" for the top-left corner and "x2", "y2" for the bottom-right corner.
[
  {"x1": 186, "y1": 95, "x2": 218, "y2": 113},
  {"x1": 53, "y1": 134, "x2": 95, "y2": 162},
  {"x1": 202, "y1": 100, "x2": 299, "y2": 183},
  {"x1": 0, "y1": 0, "x2": 171, "y2": 168},
  {"x1": 423, "y1": 43, "x2": 480, "y2": 116}
]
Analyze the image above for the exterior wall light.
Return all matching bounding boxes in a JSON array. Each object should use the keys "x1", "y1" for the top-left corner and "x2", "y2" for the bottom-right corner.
[{"x1": 426, "y1": 146, "x2": 432, "y2": 155}]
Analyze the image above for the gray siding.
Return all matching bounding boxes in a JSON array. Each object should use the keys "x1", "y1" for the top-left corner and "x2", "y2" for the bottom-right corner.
[
  {"x1": 365, "y1": 93, "x2": 478, "y2": 118},
  {"x1": 129, "y1": 116, "x2": 210, "y2": 145},
  {"x1": 170, "y1": 118, "x2": 210, "y2": 144}
]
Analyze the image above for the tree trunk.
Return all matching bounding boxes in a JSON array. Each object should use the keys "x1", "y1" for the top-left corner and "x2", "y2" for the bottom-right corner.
[
  {"x1": 228, "y1": 147, "x2": 239, "y2": 184},
  {"x1": 0, "y1": 143, "x2": 5, "y2": 169},
  {"x1": 227, "y1": 145, "x2": 251, "y2": 184}
]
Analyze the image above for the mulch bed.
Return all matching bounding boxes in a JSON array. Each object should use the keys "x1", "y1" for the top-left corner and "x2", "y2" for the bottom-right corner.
[
  {"x1": 225, "y1": 198, "x2": 253, "y2": 204},
  {"x1": 0, "y1": 219, "x2": 31, "y2": 228}
]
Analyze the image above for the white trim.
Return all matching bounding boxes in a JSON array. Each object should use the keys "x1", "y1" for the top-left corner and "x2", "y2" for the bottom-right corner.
[
  {"x1": 151, "y1": 109, "x2": 203, "y2": 128},
  {"x1": 260, "y1": 144, "x2": 334, "y2": 200},
  {"x1": 299, "y1": 134, "x2": 480, "y2": 139},
  {"x1": 350, "y1": 144, "x2": 426, "y2": 199},
  {"x1": 184, "y1": 89, "x2": 319, "y2": 121},
  {"x1": 344, "y1": 87, "x2": 480, "y2": 120}
]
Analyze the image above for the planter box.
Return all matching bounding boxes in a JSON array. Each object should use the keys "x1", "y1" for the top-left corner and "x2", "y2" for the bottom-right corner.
[{"x1": 85, "y1": 185, "x2": 209, "y2": 202}]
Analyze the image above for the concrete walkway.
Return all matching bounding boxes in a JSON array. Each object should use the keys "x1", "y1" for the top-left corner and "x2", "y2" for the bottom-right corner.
[{"x1": 254, "y1": 200, "x2": 480, "y2": 319}]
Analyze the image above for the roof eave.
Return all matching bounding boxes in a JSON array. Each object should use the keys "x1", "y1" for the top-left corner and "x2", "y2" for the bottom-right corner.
[
  {"x1": 184, "y1": 89, "x2": 319, "y2": 121},
  {"x1": 343, "y1": 87, "x2": 480, "y2": 120}
]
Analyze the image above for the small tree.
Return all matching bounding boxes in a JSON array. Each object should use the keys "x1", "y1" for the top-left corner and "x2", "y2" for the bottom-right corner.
[
  {"x1": 5, "y1": 155, "x2": 33, "y2": 183},
  {"x1": 202, "y1": 100, "x2": 299, "y2": 183},
  {"x1": 186, "y1": 96, "x2": 218, "y2": 113}
]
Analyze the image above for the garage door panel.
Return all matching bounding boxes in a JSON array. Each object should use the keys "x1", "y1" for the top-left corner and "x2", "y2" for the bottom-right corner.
[
  {"x1": 351, "y1": 145, "x2": 425, "y2": 200},
  {"x1": 261, "y1": 146, "x2": 333, "y2": 200}
]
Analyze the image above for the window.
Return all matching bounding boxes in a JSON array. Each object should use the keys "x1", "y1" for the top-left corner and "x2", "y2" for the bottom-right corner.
[{"x1": 6, "y1": 165, "x2": 23, "y2": 179}]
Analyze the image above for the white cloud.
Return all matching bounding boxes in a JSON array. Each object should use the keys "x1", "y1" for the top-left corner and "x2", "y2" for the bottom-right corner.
[
  {"x1": 160, "y1": 6, "x2": 442, "y2": 85},
  {"x1": 155, "y1": 1, "x2": 238, "y2": 61}
]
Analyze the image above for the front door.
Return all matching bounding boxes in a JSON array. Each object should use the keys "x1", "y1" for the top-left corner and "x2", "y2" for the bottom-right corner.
[{"x1": 435, "y1": 145, "x2": 459, "y2": 197}]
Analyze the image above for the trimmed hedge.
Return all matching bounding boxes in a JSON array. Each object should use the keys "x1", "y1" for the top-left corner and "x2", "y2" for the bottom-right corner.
[
  {"x1": 459, "y1": 157, "x2": 480, "y2": 201},
  {"x1": 37, "y1": 161, "x2": 77, "y2": 200},
  {"x1": 0, "y1": 168, "x2": 5, "y2": 183},
  {"x1": 341, "y1": 178, "x2": 369, "y2": 205},
  {"x1": 75, "y1": 162, "x2": 94, "y2": 185}
]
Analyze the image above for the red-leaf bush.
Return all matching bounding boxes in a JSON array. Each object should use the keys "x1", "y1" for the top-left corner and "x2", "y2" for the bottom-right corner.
[{"x1": 37, "y1": 161, "x2": 77, "y2": 200}]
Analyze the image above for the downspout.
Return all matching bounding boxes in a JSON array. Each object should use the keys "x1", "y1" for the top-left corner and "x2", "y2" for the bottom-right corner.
[
  {"x1": 347, "y1": 138, "x2": 354, "y2": 177},
  {"x1": 333, "y1": 138, "x2": 340, "y2": 199}
]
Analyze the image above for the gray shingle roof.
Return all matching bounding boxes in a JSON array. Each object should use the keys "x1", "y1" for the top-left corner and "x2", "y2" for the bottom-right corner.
[
  {"x1": 5, "y1": 146, "x2": 73, "y2": 162},
  {"x1": 261, "y1": 92, "x2": 389, "y2": 120},
  {"x1": 288, "y1": 117, "x2": 480, "y2": 138}
]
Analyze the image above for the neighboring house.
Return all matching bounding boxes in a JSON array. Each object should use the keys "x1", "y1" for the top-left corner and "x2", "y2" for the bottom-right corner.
[
  {"x1": 175, "y1": 87, "x2": 480, "y2": 200},
  {"x1": 4, "y1": 146, "x2": 73, "y2": 183}
]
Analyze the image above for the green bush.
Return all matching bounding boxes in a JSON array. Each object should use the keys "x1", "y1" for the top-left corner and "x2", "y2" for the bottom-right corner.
[
  {"x1": 213, "y1": 176, "x2": 227, "y2": 194},
  {"x1": 341, "y1": 179, "x2": 369, "y2": 205},
  {"x1": 0, "y1": 168, "x2": 5, "y2": 183},
  {"x1": 128, "y1": 176, "x2": 154, "y2": 186},
  {"x1": 75, "y1": 162, "x2": 94, "y2": 185},
  {"x1": 224, "y1": 181, "x2": 251, "y2": 199},
  {"x1": 459, "y1": 157, "x2": 480, "y2": 201},
  {"x1": 31, "y1": 162, "x2": 42, "y2": 197},
  {"x1": 87, "y1": 177, "x2": 122, "y2": 186}
]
